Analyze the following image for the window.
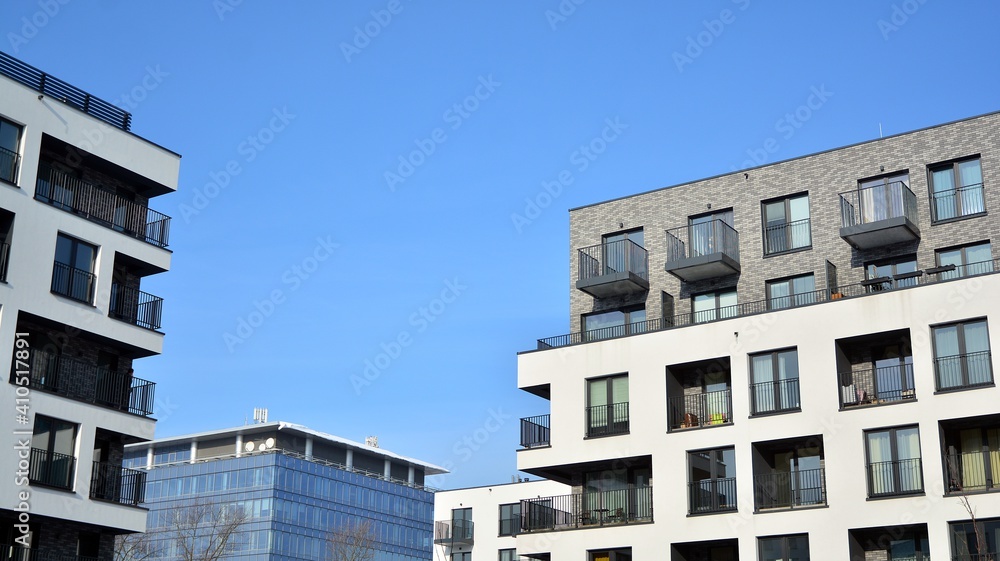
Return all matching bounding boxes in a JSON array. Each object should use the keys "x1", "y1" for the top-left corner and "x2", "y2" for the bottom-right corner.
[
  {"x1": 936, "y1": 241, "x2": 993, "y2": 279},
  {"x1": 865, "y1": 426, "x2": 923, "y2": 497},
  {"x1": 762, "y1": 194, "x2": 810, "y2": 255},
  {"x1": 688, "y1": 447, "x2": 737, "y2": 514},
  {"x1": 0, "y1": 117, "x2": 21, "y2": 184},
  {"x1": 601, "y1": 229, "x2": 645, "y2": 277},
  {"x1": 499, "y1": 550, "x2": 517, "y2": 561},
  {"x1": 930, "y1": 157, "x2": 985, "y2": 222},
  {"x1": 943, "y1": 421, "x2": 1000, "y2": 493},
  {"x1": 498, "y1": 503, "x2": 519, "y2": 536},
  {"x1": 582, "y1": 307, "x2": 646, "y2": 341},
  {"x1": 950, "y1": 517, "x2": 1000, "y2": 560},
  {"x1": 759, "y1": 534, "x2": 810, "y2": 561},
  {"x1": 865, "y1": 255, "x2": 918, "y2": 291},
  {"x1": 689, "y1": 210, "x2": 734, "y2": 257},
  {"x1": 767, "y1": 274, "x2": 816, "y2": 310},
  {"x1": 30, "y1": 415, "x2": 77, "y2": 490},
  {"x1": 857, "y1": 172, "x2": 910, "y2": 223},
  {"x1": 451, "y1": 507, "x2": 472, "y2": 541},
  {"x1": 749, "y1": 349, "x2": 800, "y2": 415},
  {"x1": 452, "y1": 554, "x2": 471, "y2": 561},
  {"x1": 582, "y1": 465, "x2": 652, "y2": 524},
  {"x1": 933, "y1": 319, "x2": 993, "y2": 390},
  {"x1": 692, "y1": 289, "x2": 737, "y2": 323},
  {"x1": 587, "y1": 375, "x2": 628, "y2": 437},
  {"x1": 51, "y1": 234, "x2": 97, "y2": 303},
  {"x1": 589, "y1": 548, "x2": 631, "y2": 561}
]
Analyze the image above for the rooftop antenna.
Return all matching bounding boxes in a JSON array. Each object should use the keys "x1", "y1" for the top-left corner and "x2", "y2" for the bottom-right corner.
[
  {"x1": 879, "y1": 122, "x2": 883, "y2": 139},
  {"x1": 253, "y1": 408, "x2": 269, "y2": 424}
]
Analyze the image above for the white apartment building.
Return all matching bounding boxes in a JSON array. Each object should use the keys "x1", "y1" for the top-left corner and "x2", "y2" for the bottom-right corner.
[{"x1": 0, "y1": 52, "x2": 180, "y2": 559}]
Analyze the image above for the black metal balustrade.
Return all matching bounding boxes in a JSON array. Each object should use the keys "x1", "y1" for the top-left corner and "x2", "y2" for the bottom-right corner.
[
  {"x1": 29, "y1": 447, "x2": 75, "y2": 489},
  {"x1": 935, "y1": 351, "x2": 994, "y2": 391},
  {"x1": 586, "y1": 402, "x2": 629, "y2": 437},
  {"x1": 35, "y1": 164, "x2": 171, "y2": 248},
  {"x1": 90, "y1": 461, "x2": 146, "y2": 506},
  {"x1": 110, "y1": 283, "x2": 164, "y2": 331},
  {"x1": 520, "y1": 486, "x2": 652, "y2": 532},
  {"x1": 668, "y1": 389, "x2": 732, "y2": 431},
  {"x1": 0, "y1": 242, "x2": 9, "y2": 282},
  {"x1": 578, "y1": 239, "x2": 648, "y2": 282},
  {"x1": 536, "y1": 257, "x2": 1000, "y2": 350},
  {"x1": 50, "y1": 261, "x2": 96, "y2": 304},
  {"x1": 764, "y1": 218, "x2": 811, "y2": 255},
  {"x1": 433, "y1": 520, "x2": 474, "y2": 545},
  {"x1": 753, "y1": 468, "x2": 826, "y2": 510},
  {"x1": 749, "y1": 378, "x2": 800, "y2": 415},
  {"x1": 840, "y1": 181, "x2": 919, "y2": 228},
  {"x1": 665, "y1": 220, "x2": 740, "y2": 264},
  {"x1": 945, "y1": 451, "x2": 1000, "y2": 493},
  {"x1": 839, "y1": 364, "x2": 916, "y2": 409},
  {"x1": 0, "y1": 50, "x2": 132, "y2": 131},
  {"x1": 520, "y1": 414, "x2": 550, "y2": 448},
  {"x1": 22, "y1": 349, "x2": 156, "y2": 416},
  {"x1": 0, "y1": 145, "x2": 19, "y2": 184},
  {"x1": 688, "y1": 477, "x2": 737, "y2": 514},
  {"x1": 867, "y1": 458, "x2": 924, "y2": 497},
  {"x1": 931, "y1": 182, "x2": 986, "y2": 222}
]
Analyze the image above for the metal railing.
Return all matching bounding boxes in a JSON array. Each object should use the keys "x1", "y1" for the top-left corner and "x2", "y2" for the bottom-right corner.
[
  {"x1": 535, "y1": 257, "x2": 1000, "y2": 350},
  {"x1": 578, "y1": 239, "x2": 648, "y2": 281},
  {"x1": 0, "y1": 144, "x2": 19, "y2": 184},
  {"x1": 867, "y1": 458, "x2": 924, "y2": 497},
  {"x1": 935, "y1": 351, "x2": 994, "y2": 391},
  {"x1": 586, "y1": 402, "x2": 629, "y2": 437},
  {"x1": 23, "y1": 349, "x2": 156, "y2": 416},
  {"x1": 668, "y1": 389, "x2": 732, "y2": 430},
  {"x1": 520, "y1": 415, "x2": 550, "y2": 448},
  {"x1": 749, "y1": 378, "x2": 801, "y2": 415},
  {"x1": 688, "y1": 477, "x2": 737, "y2": 514},
  {"x1": 665, "y1": 219, "x2": 740, "y2": 264},
  {"x1": 945, "y1": 451, "x2": 1000, "y2": 493},
  {"x1": 50, "y1": 261, "x2": 96, "y2": 304},
  {"x1": 764, "y1": 218, "x2": 811, "y2": 255},
  {"x1": 753, "y1": 468, "x2": 826, "y2": 510},
  {"x1": 932, "y1": 182, "x2": 986, "y2": 222},
  {"x1": 0, "y1": 242, "x2": 9, "y2": 282},
  {"x1": 839, "y1": 180, "x2": 918, "y2": 228},
  {"x1": 29, "y1": 447, "x2": 75, "y2": 489},
  {"x1": 433, "y1": 520, "x2": 474, "y2": 545},
  {"x1": 35, "y1": 164, "x2": 171, "y2": 248},
  {"x1": 520, "y1": 486, "x2": 652, "y2": 532},
  {"x1": 110, "y1": 283, "x2": 164, "y2": 331},
  {"x1": 838, "y1": 364, "x2": 916, "y2": 408},
  {"x1": 90, "y1": 461, "x2": 146, "y2": 506},
  {"x1": 0, "y1": 51, "x2": 132, "y2": 131}
]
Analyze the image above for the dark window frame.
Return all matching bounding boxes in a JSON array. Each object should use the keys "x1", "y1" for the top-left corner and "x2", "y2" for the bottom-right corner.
[
  {"x1": 31, "y1": 414, "x2": 78, "y2": 490},
  {"x1": 758, "y1": 533, "x2": 810, "y2": 561},
  {"x1": 949, "y1": 517, "x2": 1000, "y2": 559},
  {"x1": 931, "y1": 318, "x2": 994, "y2": 391},
  {"x1": 498, "y1": 503, "x2": 520, "y2": 537},
  {"x1": 748, "y1": 347, "x2": 801, "y2": 416},
  {"x1": 690, "y1": 287, "x2": 737, "y2": 324},
  {"x1": 0, "y1": 116, "x2": 23, "y2": 186},
  {"x1": 864, "y1": 425, "x2": 924, "y2": 498},
  {"x1": 761, "y1": 192, "x2": 812, "y2": 256},
  {"x1": 586, "y1": 373, "x2": 629, "y2": 438},
  {"x1": 864, "y1": 254, "x2": 919, "y2": 291},
  {"x1": 581, "y1": 305, "x2": 647, "y2": 339},
  {"x1": 928, "y1": 156, "x2": 985, "y2": 223},
  {"x1": 935, "y1": 241, "x2": 994, "y2": 279},
  {"x1": 687, "y1": 446, "x2": 737, "y2": 514},
  {"x1": 765, "y1": 273, "x2": 817, "y2": 310}
]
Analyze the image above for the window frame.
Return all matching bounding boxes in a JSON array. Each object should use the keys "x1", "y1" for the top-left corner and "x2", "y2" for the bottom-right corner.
[
  {"x1": 758, "y1": 533, "x2": 810, "y2": 561},
  {"x1": 950, "y1": 517, "x2": 1000, "y2": 559},
  {"x1": 934, "y1": 241, "x2": 994, "y2": 279},
  {"x1": 497, "y1": 502, "x2": 520, "y2": 537},
  {"x1": 863, "y1": 425, "x2": 924, "y2": 498},
  {"x1": 931, "y1": 318, "x2": 994, "y2": 391},
  {"x1": 0, "y1": 116, "x2": 23, "y2": 186},
  {"x1": 51, "y1": 233, "x2": 98, "y2": 304},
  {"x1": 498, "y1": 549, "x2": 517, "y2": 561},
  {"x1": 766, "y1": 273, "x2": 817, "y2": 310},
  {"x1": 761, "y1": 192, "x2": 812, "y2": 256},
  {"x1": 581, "y1": 306, "x2": 646, "y2": 340},
  {"x1": 586, "y1": 374, "x2": 629, "y2": 438},
  {"x1": 687, "y1": 446, "x2": 737, "y2": 514},
  {"x1": 748, "y1": 347, "x2": 801, "y2": 416},
  {"x1": 929, "y1": 156, "x2": 986, "y2": 223},
  {"x1": 691, "y1": 288, "x2": 737, "y2": 324},
  {"x1": 30, "y1": 414, "x2": 78, "y2": 490},
  {"x1": 864, "y1": 254, "x2": 919, "y2": 291}
]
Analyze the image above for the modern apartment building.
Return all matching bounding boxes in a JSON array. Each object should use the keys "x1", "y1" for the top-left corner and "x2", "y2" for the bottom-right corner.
[
  {"x1": 0, "y1": 52, "x2": 180, "y2": 557},
  {"x1": 124, "y1": 421, "x2": 446, "y2": 561},
  {"x1": 511, "y1": 111, "x2": 1000, "y2": 560}
]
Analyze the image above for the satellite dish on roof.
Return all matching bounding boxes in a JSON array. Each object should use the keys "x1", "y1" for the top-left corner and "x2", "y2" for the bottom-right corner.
[
  {"x1": 245, "y1": 441, "x2": 255, "y2": 452},
  {"x1": 265, "y1": 437, "x2": 275, "y2": 449}
]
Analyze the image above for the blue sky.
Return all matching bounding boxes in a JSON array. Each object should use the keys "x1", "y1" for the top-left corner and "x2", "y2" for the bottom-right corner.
[{"x1": 4, "y1": 0, "x2": 998, "y2": 490}]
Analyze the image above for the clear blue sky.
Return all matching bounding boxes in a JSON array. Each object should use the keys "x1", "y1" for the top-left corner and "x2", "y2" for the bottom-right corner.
[{"x1": 4, "y1": 1, "x2": 998, "y2": 490}]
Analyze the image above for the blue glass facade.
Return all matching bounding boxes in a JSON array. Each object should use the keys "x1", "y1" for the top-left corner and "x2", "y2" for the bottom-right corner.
[{"x1": 132, "y1": 451, "x2": 434, "y2": 561}]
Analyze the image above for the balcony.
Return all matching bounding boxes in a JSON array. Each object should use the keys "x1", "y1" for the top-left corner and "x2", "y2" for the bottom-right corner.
[
  {"x1": 764, "y1": 218, "x2": 811, "y2": 256},
  {"x1": 849, "y1": 524, "x2": 929, "y2": 561},
  {"x1": 839, "y1": 181, "x2": 920, "y2": 249},
  {"x1": 0, "y1": 145, "x2": 18, "y2": 184},
  {"x1": 931, "y1": 181, "x2": 986, "y2": 223},
  {"x1": 29, "y1": 447, "x2": 75, "y2": 490},
  {"x1": 839, "y1": 364, "x2": 916, "y2": 409},
  {"x1": 935, "y1": 351, "x2": 994, "y2": 391},
  {"x1": 520, "y1": 414, "x2": 550, "y2": 448},
  {"x1": 576, "y1": 239, "x2": 649, "y2": 298},
  {"x1": 22, "y1": 349, "x2": 155, "y2": 416},
  {"x1": 35, "y1": 164, "x2": 171, "y2": 248},
  {"x1": 750, "y1": 378, "x2": 801, "y2": 416},
  {"x1": 753, "y1": 468, "x2": 826, "y2": 511},
  {"x1": 110, "y1": 283, "x2": 164, "y2": 331},
  {"x1": 519, "y1": 486, "x2": 652, "y2": 532},
  {"x1": 433, "y1": 520, "x2": 473, "y2": 546},
  {"x1": 664, "y1": 220, "x2": 740, "y2": 282},
  {"x1": 90, "y1": 461, "x2": 146, "y2": 506},
  {"x1": 668, "y1": 389, "x2": 732, "y2": 431},
  {"x1": 688, "y1": 477, "x2": 737, "y2": 514},
  {"x1": 586, "y1": 402, "x2": 629, "y2": 437},
  {"x1": 51, "y1": 261, "x2": 96, "y2": 304},
  {"x1": 867, "y1": 458, "x2": 924, "y2": 498}
]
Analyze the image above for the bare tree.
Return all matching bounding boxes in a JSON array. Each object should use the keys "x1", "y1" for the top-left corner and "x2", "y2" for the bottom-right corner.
[
  {"x1": 947, "y1": 454, "x2": 994, "y2": 561},
  {"x1": 170, "y1": 501, "x2": 249, "y2": 561},
  {"x1": 327, "y1": 519, "x2": 377, "y2": 561},
  {"x1": 114, "y1": 530, "x2": 160, "y2": 561}
]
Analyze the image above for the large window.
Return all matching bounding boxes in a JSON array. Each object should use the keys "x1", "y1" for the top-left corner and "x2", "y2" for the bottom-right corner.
[
  {"x1": 0, "y1": 117, "x2": 21, "y2": 184},
  {"x1": 30, "y1": 415, "x2": 77, "y2": 490},
  {"x1": 587, "y1": 375, "x2": 628, "y2": 437},
  {"x1": 689, "y1": 210, "x2": 734, "y2": 257},
  {"x1": 762, "y1": 194, "x2": 811, "y2": 255},
  {"x1": 936, "y1": 242, "x2": 993, "y2": 279},
  {"x1": 498, "y1": 503, "x2": 519, "y2": 536},
  {"x1": 767, "y1": 274, "x2": 816, "y2": 310},
  {"x1": 51, "y1": 234, "x2": 97, "y2": 304},
  {"x1": 857, "y1": 172, "x2": 910, "y2": 223},
  {"x1": 865, "y1": 255, "x2": 918, "y2": 291},
  {"x1": 688, "y1": 447, "x2": 737, "y2": 514},
  {"x1": 749, "y1": 349, "x2": 800, "y2": 415},
  {"x1": 759, "y1": 534, "x2": 810, "y2": 561},
  {"x1": 692, "y1": 289, "x2": 737, "y2": 324},
  {"x1": 451, "y1": 508, "x2": 472, "y2": 542},
  {"x1": 601, "y1": 228, "x2": 646, "y2": 277},
  {"x1": 582, "y1": 307, "x2": 646, "y2": 341},
  {"x1": 930, "y1": 157, "x2": 985, "y2": 222},
  {"x1": 499, "y1": 550, "x2": 517, "y2": 561},
  {"x1": 452, "y1": 554, "x2": 471, "y2": 561},
  {"x1": 950, "y1": 517, "x2": 1000, "y2": 560},
  {"x1": 933, "y1": 319, "x2": 993, "y2": 390},
  {"x1": 865, "y1": 426, "x2": 923, "y2": 497}
]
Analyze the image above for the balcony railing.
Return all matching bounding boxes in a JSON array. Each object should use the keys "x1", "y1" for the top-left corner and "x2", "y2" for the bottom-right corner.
[
  {"x1": 29, "y1": 447, "x2": 75, "y2": 489},
  {"x1": 520, "y1": 486, "x2": 652, "y2": 532},
  {"x1": 0, "y1": 50, "x2": 132, "y2": 131},
  {"x1": 935, "y1": 351, "x2": 994, "y2": 391},
  {"x1": 750, "y1": 378, "x2": 801, "y2": 415},
  {"x1": 535, "y1": 257, "x2": 1000, "y2": 351},
  {"x1": 839, "y1": 363, "x2": 916, "y2": 408},
  {"x1": 586, "y1": 402, "x2": 629, "y2": 437},
  {"x1": 753, "y1": 468, "x2": 826, "y2": 510},
  {"x1": 0, "y1": 145, "x2": 19, "y2": 184},
  {"x1": 110, "y1": 283, "x2": 164, "y2": 331},
  {"x1": 578, "y1": 239, "x2": 648, "y2": 284},
  {"x1": 664, "y1": 219, "x2": 741, "y2": 282},
  {"x1": 764, "y1": 218, "x2": 811, "y2": 255},
  {"x1": 520, "y1": 414, "x2": 550, "y2": 448},
  {"x1": 668, "y1": 389, "x2": 732, "y2": 431},
  {"x1": 867, "y1": 458, "x2": 923, "y2": 497},
  {"x1": 23, "y1": 349, "x2": 156, "y2": 416},
  {"x1": 0, "y1": 242, "x2": 9, "y2": 282},
  {"x1": 50, "y1": 261, "x2": 96, "y2": 304},
  {"x1": 840, "y1": 181, "x2": 918, "y2": 228},
  {"x1": 688, "y1": 477, "x2": 737, "y2": 514},
  {"x1": 945, "y1": 451, "x2": 1000, "y2": 493},
  {"x1": 932, "y1": 182, "x2": 986, "y2": 222},
  {"x1": 90, "y1": 461, "x2": 146, "y2": 506},
  {"x1": 35, "y1": 164, "x2": 171, "y2": 248},
  {"x1": 433, "y1": 520, "x2": 474, "y2": 545}
]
